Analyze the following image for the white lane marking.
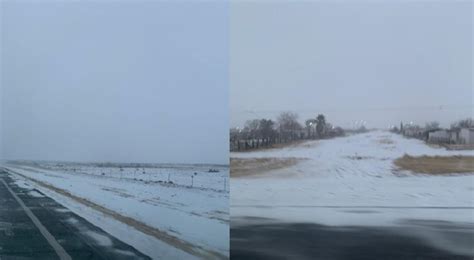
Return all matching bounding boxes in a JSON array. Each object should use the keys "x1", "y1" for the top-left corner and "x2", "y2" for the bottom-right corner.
[{"x1": 0, "y1": 178, "x2": 72, "y2": 260}]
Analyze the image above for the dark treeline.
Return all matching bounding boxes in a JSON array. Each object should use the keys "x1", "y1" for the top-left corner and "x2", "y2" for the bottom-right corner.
[{"x1": 230, "y1": 112, "x2": 346, "y2": 151}]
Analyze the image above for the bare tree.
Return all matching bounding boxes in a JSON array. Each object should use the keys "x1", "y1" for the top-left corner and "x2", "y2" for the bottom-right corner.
[
  {"x1": 451, "y1": 118, "x2": 473, "y2": 129},
  {"x1": 305, "y1": 119, "x2": 317, "y2": 139},
  {"x1": 244, "y1": 119, "x2": 260, "y2": 139},
  {"x1": 277, "y1": 112, "x2": 302, "y2": 141},
  {"x1": 259, "y1": 119, "x2": 276, "y2": 146},
  {"x1": 316, "y1": 114, "x2": 326, "y2": 138},
  {"x1": 425, "y1": 121, "x2": 440, "y2": 131}
]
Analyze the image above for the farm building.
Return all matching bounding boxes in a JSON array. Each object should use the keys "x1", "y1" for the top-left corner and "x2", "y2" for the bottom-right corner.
[
  {"x1": 448, "y1": 129, "x2": 461, "y2": 144},
  {"x1": 428, "y1": 130, "x2": 450, "y2": 143},
  {"x1": 459, "y1": 128, "x2": 474, "y2": 144},
  {"x1": 404, "y1": 128, "x2": 424, "y2": 138}
]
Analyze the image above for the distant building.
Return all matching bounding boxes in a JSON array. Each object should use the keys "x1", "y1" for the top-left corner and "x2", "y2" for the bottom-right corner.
[
  {"x1": 404, "y1": 128, "x2": 424, "y2": 138},
  {"x1": 448, "y1": 128, "x2": 461, "y2": 144},
  {"x1": 459, "y1": 128, "x2": 474, "y2": 144},
  {"x1": 402, "y1": 124, "x2": 425, "y2": 139},
  {"x1": 428, "y1": 130, "x2": 450, "y2": 143}
]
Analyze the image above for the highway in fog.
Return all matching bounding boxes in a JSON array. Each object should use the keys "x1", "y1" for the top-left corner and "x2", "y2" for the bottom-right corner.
[{"x1": 0, "y1": 169, "x2": 149, "y2": 260}]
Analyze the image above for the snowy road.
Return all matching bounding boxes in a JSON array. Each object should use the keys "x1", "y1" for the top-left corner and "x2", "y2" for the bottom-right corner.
[
  {"x1": 0, "y1": 169, "x2": 149, "y2": 259},
  {"x1": 2, "y1": 163, "x2": 229, "y2": 259},
  {"x1": 231, "y1": 131, "x2": 474, "y2": 259}
]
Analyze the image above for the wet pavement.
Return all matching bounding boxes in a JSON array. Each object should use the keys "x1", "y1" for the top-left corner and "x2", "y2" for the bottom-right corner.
[
  {"x1": 231, "y1": 217, "x2": 474, "y2": 260},
  {"x1": 0, "y1": 169, "x2": 150, "y2": 259}
]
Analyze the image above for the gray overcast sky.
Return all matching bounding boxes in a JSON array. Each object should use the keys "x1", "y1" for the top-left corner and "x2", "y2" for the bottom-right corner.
[
  {"x1": 230, "y1": 0, "x2": 473, "y2": 129},
  {"x1": 1, "y1": 1, "x2": 228, "y2": 164}
]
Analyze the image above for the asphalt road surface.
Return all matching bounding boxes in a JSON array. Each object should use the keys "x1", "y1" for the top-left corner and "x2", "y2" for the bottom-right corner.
[
  {"x1": 0, "y1": 169, "x2": 150, "y2": 260},
  {"x1": 231, "y1": 217, "x2": 474, "y2": 260}
]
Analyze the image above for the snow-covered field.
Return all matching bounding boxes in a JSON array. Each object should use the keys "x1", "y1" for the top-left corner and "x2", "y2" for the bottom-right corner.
[
  {"x1": 231, "y1": 131, "x2": 474, "y2": 226},
  {"x1": 2, "y1": 162, "x2": 229, "y2": 259},
  {"x1": 15, "y1": 162, "x2": 228, "y2": 192}
]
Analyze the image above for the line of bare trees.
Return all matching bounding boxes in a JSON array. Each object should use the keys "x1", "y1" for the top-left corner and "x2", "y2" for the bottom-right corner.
[{"x1": 230, "y1": 112, "x2": 345, "y2": 151}]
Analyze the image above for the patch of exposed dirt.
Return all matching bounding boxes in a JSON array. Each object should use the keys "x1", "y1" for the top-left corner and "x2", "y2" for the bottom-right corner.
[
  {"x1": 295, "y1": 141, "x2": 319, "y2": 149},
  {"x1": 101, "y1": 187, "x2": 134, "y2": 198},
  {"x1": 345, "y1": 155, "x2": 375, "y2": 160},
  {"x1": 230, "y1": 157, "x2": 305, "y2": 178},
  {"x1": 378, "y1": 138, "x2": 395, "y2": 145},
  {"x1": 204, "y1": 210, "x2": 229, "y2": 224},
  {"x1": 394, "y1": 155, "x2": 474, "y2": 175}
]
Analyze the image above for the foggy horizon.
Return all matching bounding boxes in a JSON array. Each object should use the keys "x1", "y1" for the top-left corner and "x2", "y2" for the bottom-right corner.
[
  {"x1": 230, "y1": 1, "x2": 473, "y2": 129},
  {"x1": 0, "y1": 1, "x2": 229, "y2": 165}
]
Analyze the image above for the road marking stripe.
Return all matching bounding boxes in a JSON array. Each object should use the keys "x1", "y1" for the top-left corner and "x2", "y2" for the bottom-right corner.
[{"x1": 0, "y1": 178, "x2": 72, "y2": 260}]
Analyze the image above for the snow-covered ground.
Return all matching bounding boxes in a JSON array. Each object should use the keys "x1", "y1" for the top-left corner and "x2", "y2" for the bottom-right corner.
[
  {"x1": 2, "y1": 162, "x2": 229, "y2": 259},
  {"x1": 231, "y1": 131, "x2": 474, "y2": 226}
]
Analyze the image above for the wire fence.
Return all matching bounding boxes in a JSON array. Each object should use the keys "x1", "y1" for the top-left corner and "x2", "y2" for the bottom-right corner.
[{"x1": 40, "y1": 164, "x2": 229, "y2": 192}]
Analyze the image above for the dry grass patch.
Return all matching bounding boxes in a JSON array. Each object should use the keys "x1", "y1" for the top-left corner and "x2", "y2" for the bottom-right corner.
[
  {"x1": 394, "y1": 155, "x2": 474, "y2": 175},
  {"x1": 231, "y1": 157, "x2": 304, "y2": 178}
]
